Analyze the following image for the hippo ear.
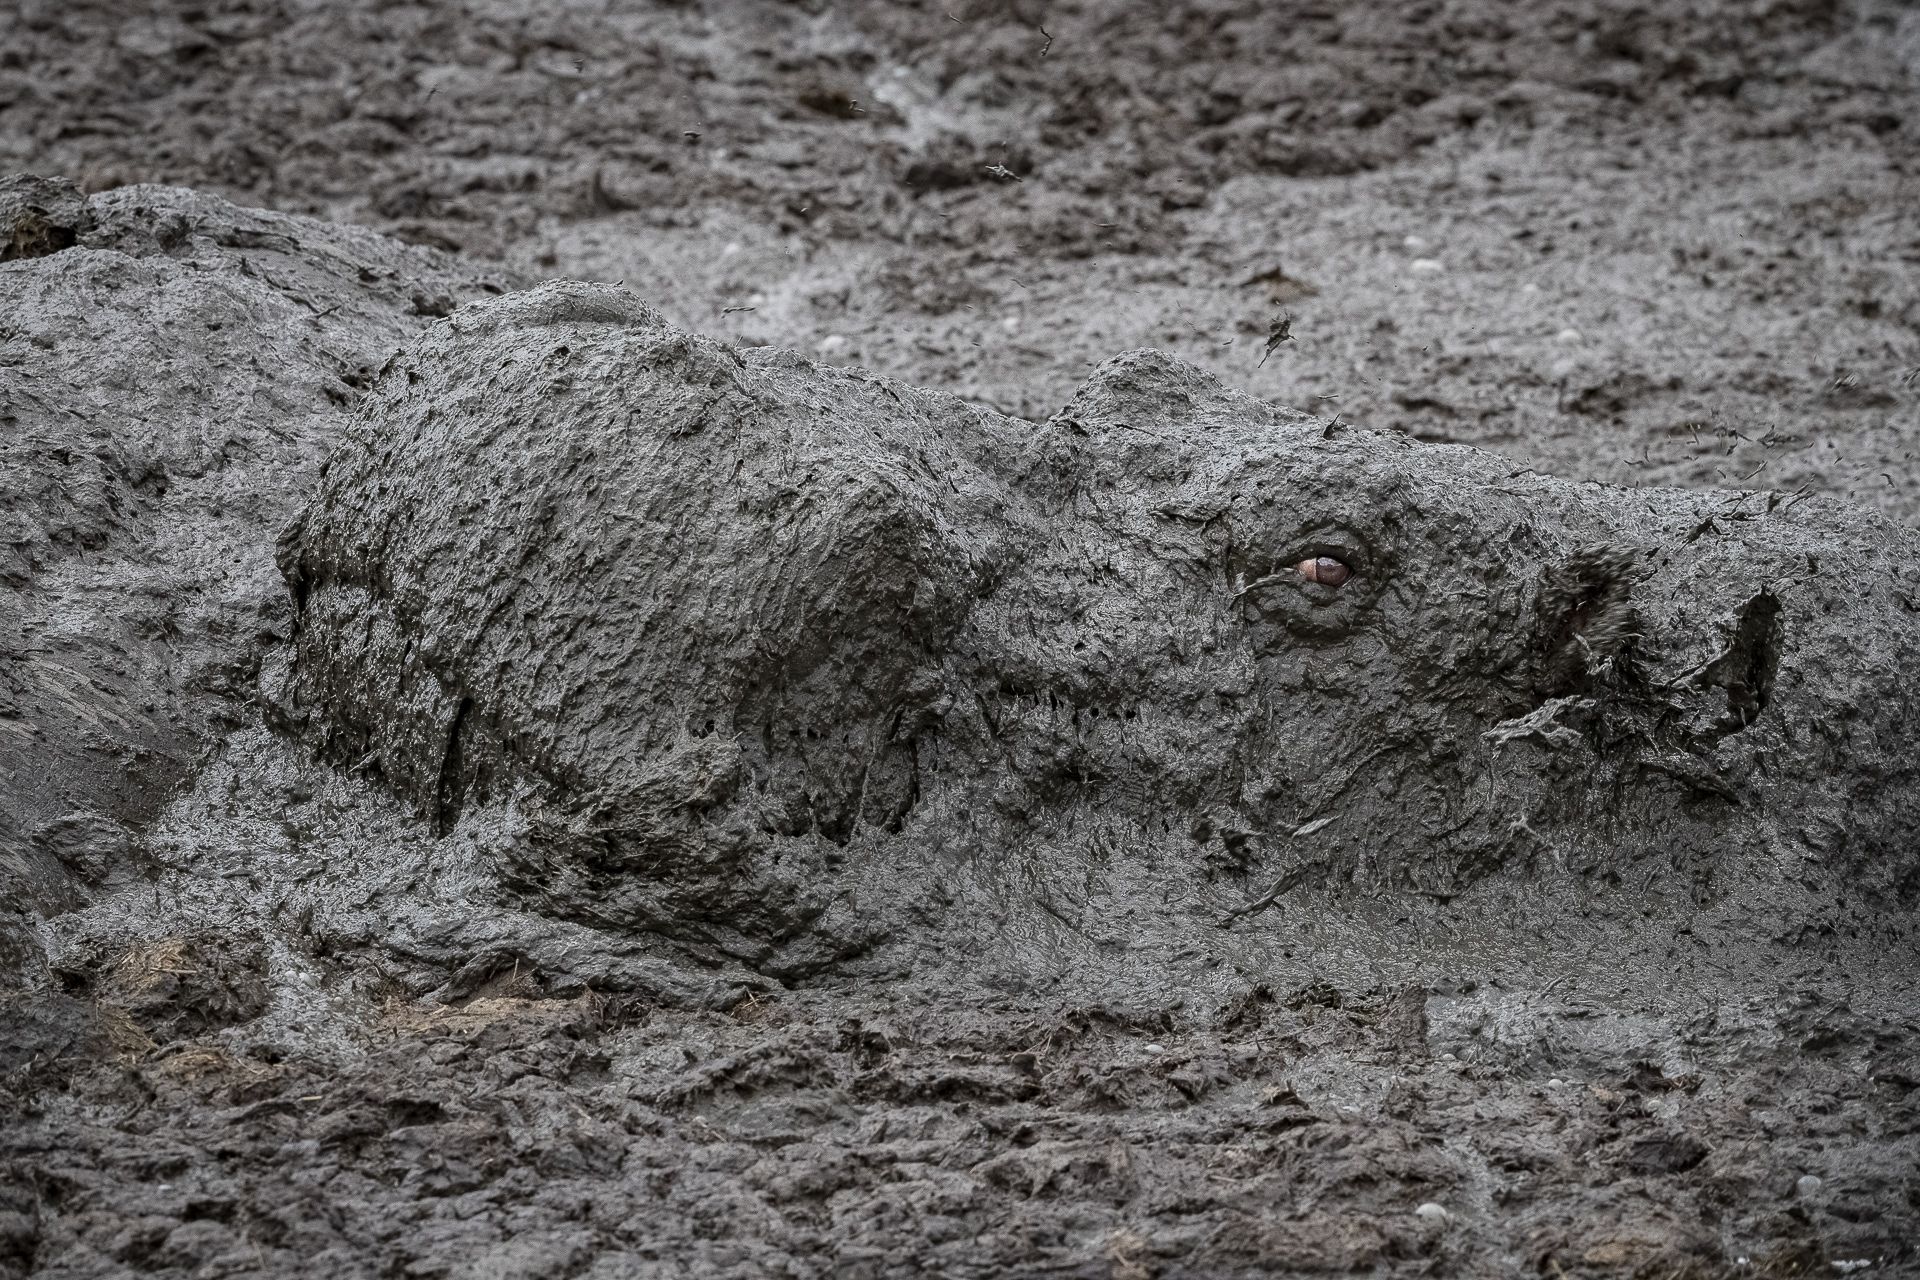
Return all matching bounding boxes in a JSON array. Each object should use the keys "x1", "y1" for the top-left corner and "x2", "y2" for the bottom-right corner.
[
  {"x1": 1055, "y1": 349, "x2": 1305, "y2": 435},
  {"x1": 1017, "y1": 349, "x2": 1314, "y2": 502}
]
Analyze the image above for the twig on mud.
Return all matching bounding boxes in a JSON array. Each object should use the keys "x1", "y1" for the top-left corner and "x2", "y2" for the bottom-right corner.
[
  {"x1": 1039, "y1": 26, "x2": 1054, "y2": 56},
  {"x1": 1224, "y1": 863, "x2": 1312, "y2": 922},
  {"x1": 1484, "y1": 697, "x2": 1593, "y2": 752},
  {"x1": 1764, "y1": 483, "x2": 1809, "y2": 513},
  {"x1": 1257, "y1": 311, "x2": 1294, "y2": 366},
  {"x1": 1222, "y1": 817, "x2": 1339, "y2": 921},
  {"x1": 1230, "y1": 571, "x2": 1293, "y2": 601},
  {"x1": 985, "y1": 164, "x2": 1022, "y2": 183},
  {"x1": 721, "y1": 305, "x2": 755, "y2": 315}
]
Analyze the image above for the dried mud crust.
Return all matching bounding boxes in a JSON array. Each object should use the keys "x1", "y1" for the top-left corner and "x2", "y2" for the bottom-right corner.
[
  {"x1": 3, "y1": 984, "x2": 1915, "y2": 1280},
  {"x1": 1, "y1": 0, "x2": 1902, "y2": 250}
]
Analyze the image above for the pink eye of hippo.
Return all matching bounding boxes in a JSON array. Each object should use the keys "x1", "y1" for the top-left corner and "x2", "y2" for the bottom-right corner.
[{"x1": 1295, "y1": 556, "x2": 1352, "y2": 587}]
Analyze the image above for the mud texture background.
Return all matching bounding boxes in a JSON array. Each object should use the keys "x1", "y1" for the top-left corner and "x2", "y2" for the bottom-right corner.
[{"x1": 3, "y1": 1, "x2": 1920, "y2": 1277}]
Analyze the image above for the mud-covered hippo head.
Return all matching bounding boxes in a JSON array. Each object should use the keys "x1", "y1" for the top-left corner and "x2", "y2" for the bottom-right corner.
[{"x1": 270, "y1": 283, "x2": 1920, "y2": 974}]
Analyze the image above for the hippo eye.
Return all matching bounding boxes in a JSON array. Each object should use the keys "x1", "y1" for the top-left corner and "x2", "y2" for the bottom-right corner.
[
  {"x1": 1230, "y1": 525, "x2": 1379, "y2": 641},
  {"x1": 1295, "y1": 556, "x2": 1352, "y2": 587}
]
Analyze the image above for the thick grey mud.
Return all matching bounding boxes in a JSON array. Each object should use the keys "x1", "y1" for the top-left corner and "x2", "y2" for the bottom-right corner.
[
  {"x1": 3, "y1": 218, "x2": 1916, "y2": 1278},
  {"x1": 4, "y1": 0, "x2": 1920, "y2": 1274}
]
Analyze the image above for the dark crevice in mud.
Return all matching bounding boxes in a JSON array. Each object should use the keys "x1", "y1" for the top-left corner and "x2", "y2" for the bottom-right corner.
[
  {"x1": 1690, "y1": 589, "x2": 1781, "y2": 741},
  {"x1": 434, "y1": 696, "x2": 475, "y2": 836},
  {"x1": 274, "y1": 519, "x2": 311, "y2": 615},
  {"x1": 1, "y1": 176, "x2": 94, "y2": 262},
  {"x1": 2, "y1": 212, "x2": 80, "y2": 261}
]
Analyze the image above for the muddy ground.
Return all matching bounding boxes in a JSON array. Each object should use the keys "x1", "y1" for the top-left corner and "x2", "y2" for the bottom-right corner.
[{"x1": 2, "y1": 1, "x2": 1919, "y2": 1277}]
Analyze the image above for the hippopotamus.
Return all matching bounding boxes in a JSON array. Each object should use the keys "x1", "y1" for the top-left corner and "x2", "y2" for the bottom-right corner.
[{"x1": 268, "y1": 282, "x2": 1920, "y2": 979}]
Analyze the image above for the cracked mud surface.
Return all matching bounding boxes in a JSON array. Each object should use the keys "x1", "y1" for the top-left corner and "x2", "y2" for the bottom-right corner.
[
  {"x1": 2, "y1": 2, "x2": 1919, "y2": 1277},
  {"x1": 8, "y1": 986, "x2": 1917, "y2": 1279}
]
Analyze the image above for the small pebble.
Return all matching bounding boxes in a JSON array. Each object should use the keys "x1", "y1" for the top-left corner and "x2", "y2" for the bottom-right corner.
[
  {"x1": 1403, "y1": 235, "x2": 1429, "y2": 252},
  {"x1": 1554, "y1": 327, "x2": 1584, "y2": 344},
  {"x1": 1409, "y1": 258, "x2": 1444, "y2": 274},
  {"x1": 816, "y1": 334, "x2": 851, "y2": 355},
  {"x1": 1546, "y1": 1077, "x2": 1565, "y2": 1088},
  {"x1": 1143, "y1": 1042, "x2": 1164, "y2": 1054},
  {"x1": 1001, "y1": 315, "x2": 1021, "y2": 333},
  {"x1": 1796, "y1": 1174, "x2": 1824, "y2": 1198},
  {"x1": 1413, "y1": 1202, "x2": 1452, "y2": 1225}
]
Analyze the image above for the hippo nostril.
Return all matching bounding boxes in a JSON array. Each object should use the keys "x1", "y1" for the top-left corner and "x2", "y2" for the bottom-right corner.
[{"x1": 1296, "y1": 556, "x2": 1352, "y2": 587}]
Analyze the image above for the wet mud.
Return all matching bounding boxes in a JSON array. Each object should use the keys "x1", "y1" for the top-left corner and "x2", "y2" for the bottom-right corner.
[{"x1": 3, "y1": 1, "x2": 1920, "y2": 1277}]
